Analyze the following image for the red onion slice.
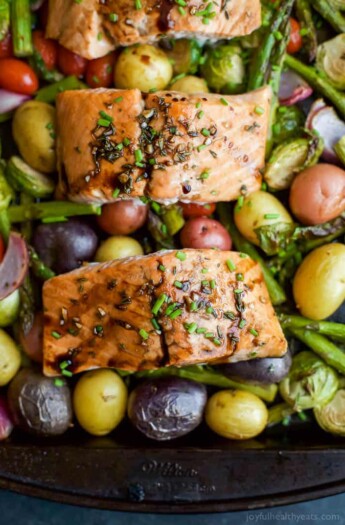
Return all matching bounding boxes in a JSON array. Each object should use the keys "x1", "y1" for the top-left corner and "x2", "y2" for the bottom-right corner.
[
  {"x1": 0, "y1": 398, "x2": 13, "y2": 440},
  {"x1": 305, "y1": 98, "x2": 327, "y2": 130},
  {"x1": 0, "y1": 90, "x2": 31, "y2": 115},
  {"x1": 307, "y1": 100, "x2": 345, "y2": 163},
  {"x1": 279, "y1": 70, "x2": 313, "y2": 106},
  {"x1": 0, "y1": 233, "x2": 29, "y2": 301}
]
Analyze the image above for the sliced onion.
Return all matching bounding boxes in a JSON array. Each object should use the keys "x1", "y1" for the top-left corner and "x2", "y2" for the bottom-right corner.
[
  {"x1": 307, "y1": 101, "x2": 345, "y2": 163},
  {"x1": 0, "y1": 90, "x2": 30, "y2": 115},
  {"x1": 305, "y1": 98, "x2": 327, "y2": 130},
  {"x1": 279, "y1": 70, "x2": 313, "y2": 106},
  {"x1": 30, "y1": 0, "x2": 45, "y2": 10},
  {"x1": 0, "y1": 397, "x2": 13, "y2": 440},
  {"x1": 0, "y1": 233, "x2": 29, "y2": 301}
]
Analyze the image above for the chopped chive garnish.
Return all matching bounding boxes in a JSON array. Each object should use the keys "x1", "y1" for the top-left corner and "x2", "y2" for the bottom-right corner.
[
  {"x1": 239, "y1": 253, "x2": 247, "y2": 258},
  {"x1": 60, "y1": 361, "x2": 70, "y2": 370},
  {"x1": 112, "y1": 188, "x2": 120, "y2": 198},
  {"x1": 249, "y1": 328, "x2": 259, "y2": 337},
  {"x1": 51, "y1": 331, "x2": 61, "y2": 339},
  {"x1": 190, "y1": 301, "x2": 198, "y2": 311},
  {"x1": 99, "y1": 110, "x2": 113, "y2": 122},
  {"x1": 199, "y1": 170, "x2": 210, "y2": 180},
  {"x1": 197, "y1": 110, "x2": 204, "y2": 119},
  {"x1": 264, "y1": 213, "x2": 280, "y2": 219},
  {"x1": 196, "y1": 327, "x2": 207, "y2": 334},
  {"x1": 139, "y1": 328, "x2": 149, "y2": 340},
  {"x1": 239, "y1": 319, "x2": 247, "y2": 329},
  {"x1": 176, "y1": 251, "x2": 186, "y2": 261},
  {"x1": 254, "y1": 106, "x2": 265, "y2": 115},
  {"x1": 178, "y1": 6, "x2": 186, "y2": 14},
  {"x1": 134, "y1": 149, "x2": 143, "y2": 162},
  {"x1": 210, "y1": 279, "x2": 216, "y2": 289},
  {"x1": 234, "y1": 289, "x2": 243, "y2": 294},
  {"x1": 169, "y1": 308, "x2": 183, "y2": 319},
  {"x1": 196, "y1": 102, "x2": 202, "y2": 109},
  {"x1": 185, "y1": 322, "x2": 198, "y2": 334},
  {"x1": 97, "y1": 118, "x2": 112, "y2": 127},
  {"x1": 206, "y1": 306, "x2": 214, "y2": 314},
  {"x1": 165, "y1": 303, "x2": 178, "y2": 316},
  {"x1": 152, "y1": 294, "x2": 167, "y2": 315},
  {"x1": 201, "y1": 268, "x2": 208, "y2": 273},
  {"x1": 201, "y1": 280, "x2": 209, "y2": 286},
  {"x1": 174, "y1": 280, "x2": 183, "y2": 289},
  {"x1": 151, "y1": 201, "x2": 161, "y2": 213},
  {"x1": 62, "y1": 370, "x2": 73, "y2": 377},
  {"x1": 114, "y1": 96, "x2": 123, "y2": 103},
  {"x1": 123, "y1": 137, "x2": 131, "y2": 146},
  {"x1": 151, "y1": 318, "x2": 160, "y2": 330},
  {"x1": 236, "y1": 273, "x2": 244, "y2": 281},
  {"x1": 54, "y1": 378, "x2": 65, "y2": 387},
  {"x1": 201, "y1": 128, "x2": 210, "y2": 137},
  {"x1": 205, "y1": 332, "x2": 214, "y2": 338},
  {"x1": 235, "y1": 195, "x2": 244, "y2": 212},
  {"x1": 220, "y1": 97, "x2": 229, "y2": 106},
  {"x1": 213, "y1": 338, "x2": 221, "y2": 346},
  {"x1": 161, "y1": 224, "x2": 168, "y2": 235},
  {"x1": 197, "y1": 144, "x2": 207, "y2": 152},
  {"x1": 109, "y1": 13, "x2": 118, "y2": 22},
  {"x1": 274, "y1": 30, "x2": 283, "y2": 40},
  {"x1": 226, "y1": 259, "x2": 236, "y2": 271},
  {"x1": 135, "y1": 0, "x2": 142, "y2": 8},
  {"x1": 159, "y1": 264, "x2": 166, "y2": 272}
]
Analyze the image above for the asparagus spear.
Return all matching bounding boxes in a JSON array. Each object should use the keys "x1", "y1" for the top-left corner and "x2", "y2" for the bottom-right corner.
[
  {"x1": 0, "y1": 0, "x2": 10, "y2": 41},
  {"x1": 285, "y1": 54, "x2": 345, "y2": 120},
  {"x1": 295, "y1": 0, "x2": 318, "y2": 63},
  {"x1": 18, "y1": 274, "x2": 35, "y2": 336},
  {"x1": 248, "y1": 0, "x2": 294, "y2": 91},
  {"x1": 35, "y1": 76, "x2": 88, "y2": 104},
  {"x1": 280, "y1": 314, "x2": 345, "y2": 343},
  {"x1": 312, "y1": 0, "x2": 345, "y2": 33},
  {"x1": 217, "y1": 203, "x2": 287, "y2": 305},
  {"x1": 136, "y1": 365, "x2": 278, "y2": 403},
  {"x1": 8, "y1": 201, "x2": 101, "y2": 222},
  {"x1": 11, "y1": 0, "x2": 33, "y2": 57},
  {"x1": 289, "y1": 327, "x2": 345, "y2": 375},
  {"x1": 0, "y1": 210, "x2": 10, "y2": 242},
  {"x1": 28, "y1": 246, "x2": 55, "y2": 281}
]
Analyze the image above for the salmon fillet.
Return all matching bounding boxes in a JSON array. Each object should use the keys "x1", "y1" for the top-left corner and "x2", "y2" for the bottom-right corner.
[
  {"x1": 43, "y1": 249, "x2": 287, "y2": 377},
  {"x1": 56, "y1": 87, "x2": 271, "y2": 204},
  {"x1": 46, "y1": 0, "x2": 261, "y2": 60}
]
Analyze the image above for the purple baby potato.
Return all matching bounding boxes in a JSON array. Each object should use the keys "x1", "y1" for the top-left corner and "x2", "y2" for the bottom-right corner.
[
  {"x1": 128, "y1": 377, "x2": 207, "y2": 441},
  {"x1": 33, "y1": 218, "x2": 98, "y2": 274}
]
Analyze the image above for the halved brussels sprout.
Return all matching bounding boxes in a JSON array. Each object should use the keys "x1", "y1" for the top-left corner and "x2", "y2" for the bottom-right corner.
[
  {"x1": 273, "y1": 106, "x2": 305, "y2": 144},
  {"x1": 314, "y1": 389, "x2": 345, "y2": 436},
  {"x1": 163, "y1": 39, "x2": 202, "y2": 75},
  {"x1": 264, "y1": 135, "x2": 324, "y2": 190},
  {"x1": 317, "y1": 34, "x2": 345, "y2": 90},
  {"x1": 200, "y1": 43, "x2": 245, "y2": 94},
  {"x1": 279, "y1": 351, "x2": 339, "y2": 411},
  {"x1": 0, "y1": 164, "x2": 14, "y2": 212}
]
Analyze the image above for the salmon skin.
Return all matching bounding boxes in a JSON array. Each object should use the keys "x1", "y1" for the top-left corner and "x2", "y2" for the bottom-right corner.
[
  {"x1": 43, "y1": 249, "x2": 287, "y2": 377},
  {"x1": 46, "y1": 0, "x2": 261, "y2": 60},
  {"x1": 56, "y1": 87, "x2": 271, "y2": 204}
]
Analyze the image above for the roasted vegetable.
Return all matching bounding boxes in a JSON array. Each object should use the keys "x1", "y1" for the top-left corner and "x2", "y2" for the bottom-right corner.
[
  {"x1": 11, "y1": 0, "x2": 33, "y2": 57},
  {"x1": 170, "y1": 75, "x2": 209, "y2": 93},
  {"x1": 0, "y1": 328, "x2": 21, "y2": 386},
  {"x1": 200, "y1": 43, "x2": 245, "y2": 94},
  {"x1": 280, "y1": 313, "x2": 345, "y2": 343},
  {"x1": 73, "y1": 370, "x2": 128, "y2": 436},
  {"x1": 0, "y1": 162, "x2": 14, "y2": 211},
  {"x1": 265, "y1": 135, "x2": 323, "y2": 190},
  {"x1": 180, "y1": 217, "x2": 232, "y2": 250},
  {"x1": 295, "y1": 0, "x2": 318, "y2": 63},
  {"x1": 97, "y1": 200, "x2": 149, "y2": 236},
  {"x1": 6, "y1": 156, "x2": 55, "y2": 198},
  {"x1": 163, "y1": 39, "x2": 201, "y2": 75},
  {"x1": 272, "y1": 105, "x2": 305, "y2": 144},
  {"x1": 94, "y1": 235, "x2": 143, "y2": 262},
  {"x1": 8, "y1": 369, "x2": 72, "y2": 436},
  {"x1": 205, "y1": 390, "x2": 268, "y2": 440},
  {"x1": 317, "y1": 34, "x2": 345, "y2": 91},
  {"x1": 128, "y1": 377, "x2": 207, "y2": 441},
  {"x1": 312, "y1": 0, "x2": 345, "y2": 33},
  {"x1": 293, "y1": 243, "x2": 345, "y2": 320},
  {"x1": 314, "y1": 389, "x2": 345, "y2": 436},
  {"x1": 279, "y1": 351, "x2": 338, "y2": 411},
  {"x1": 114, "y1": 44, "x2": 173, "y2": 92},
  {"x1": 0, "y1": 290, "x2": 20, "y2": 327}
]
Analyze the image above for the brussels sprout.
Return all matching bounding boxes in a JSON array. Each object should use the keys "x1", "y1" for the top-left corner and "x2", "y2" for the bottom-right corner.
[
  {"x1": 0, "y1": 290, "x2": 20, "y2": 327},
  {"x1": 6, "y1": 156, "x2": 55, "y2": 198},
  {"x1": 170, "y1": 75, "x2": 209, "y2": 94},
  {"x1": 279, "y1": 351, "x2": 339, "y2": 411},
  {"x1": 0, "y1": 163, "x2": 14, "y2": 212},
  {"x1": 264, "y1": 135, "x2": 323, "y2": 190},
  {"x1": 273, "y1": 106, "x2": 305, "y2": 144},
  {"x1": 200, "y1": 43, "x2": 245, "y2": 94},
  {"x1": 317, "y1": 34, "x2": 345, "y2": 90},
  {"x1": 314, "y1": 389, "x2": 345, "y2": 436},
  {"x1": 163, "y1": 39, "x2": 201, "y2": 75}
]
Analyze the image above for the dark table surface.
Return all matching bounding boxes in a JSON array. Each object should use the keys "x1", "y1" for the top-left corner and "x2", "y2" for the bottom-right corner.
[{"x1": 1, "y1": 491, "x2": 345, "y2": 525}]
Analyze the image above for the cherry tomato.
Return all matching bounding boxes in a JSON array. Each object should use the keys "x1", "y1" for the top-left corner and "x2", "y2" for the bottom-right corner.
[
  {"x1": 86, "y1": 53, "x2": 115, "y2": 88},
  {"x1": 57, "y1": 45, "x2": 87, "y2": 77},
  {"x1": 0, "y1": 236, "x2": 5, "y2": 263},
  {"x1": 180, "y1": 202, "x2": 216, "y2": 219},
  {"x1": 0, "y1": 58, "x2": 39, "y2": 95},
  {"x1": 0, "y1": 33, "x2": 13, "y2": 59},
  {"x1": 287, "y1": 18, "x2": 303, "y2": 55},
  {"x1": 32, "y1": 30, "x2": 58, "y2": 70}
]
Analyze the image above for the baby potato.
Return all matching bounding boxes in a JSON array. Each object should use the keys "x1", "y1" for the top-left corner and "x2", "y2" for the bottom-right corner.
[
  {"x1": 0, "y1": 290, "x2": 20, "y2": 328},
  {"x1": 293, "y1": 243, "x2": 345, "y2": 320},
  {"x1": 289, "y1": 164, "x2": 345, "y2": 225},
  {"x1": 205, "y1": 389, "x2": 268, "y2": 440},
  {"x1": 170, "y1": 75, "x2": 209, "y2": 93},
  {"x1": 234, "y1": 191, "x2": 293, "y2": 245},
  {"x1": 73, "y1": 369, "x2": 128, "y2": 436},
  {"x1": 94, "y1": 236, "x2": 143, "y2": 262},
  {"x1": 0, "y1": 329, "x2": 21, "y2": 386},
  {"x1": 114, "y1": 44, "x2": 173, "y2": 92},
  {"x1": 12, "y1": 101, "x2": 56, "y2": 173},
  {"x1": 97, "y1": 200, "x2": 148, "y2": 235}
]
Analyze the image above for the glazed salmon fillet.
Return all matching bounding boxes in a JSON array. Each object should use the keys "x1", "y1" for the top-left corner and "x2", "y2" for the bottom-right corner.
[
  {"x1": 46, "y1": 0, "x2": 261, "y2": 59},
  {"x1": 56, "y1": 87, "x2": 271, "y2": 204},
  {"x1": 43, "y1": 249, "x2": 287, "y2": 377}
]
